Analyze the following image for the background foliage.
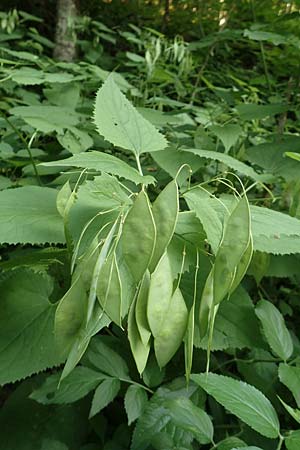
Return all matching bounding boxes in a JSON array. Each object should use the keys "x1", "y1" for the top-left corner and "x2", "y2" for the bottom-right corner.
[{"x1": 0, "y1": 1, "x2": 300, "y2": 449}]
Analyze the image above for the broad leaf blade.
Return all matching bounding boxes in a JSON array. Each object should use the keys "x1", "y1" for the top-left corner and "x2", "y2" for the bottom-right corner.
[
  {"x1": 255, "y1": 300, "x2": 293, "y2": 361},
  {"x1": 165, "y1": 397, "x2": 213, "y2": 444},
  {"x1": 0, "y1": 270, "x2": 64, "y2": 385},
  {"x1": 89, "y1": 378, "x2": 120, "y2": 418},
  {"x1": 93, "y1": 74, "x2": 167, "y2": 155},
  {"x1": 124, "y1": 385, "x2": 148, "y2": 425},
  {"x1": 192, "y1": 373, "x2": 280, "y2": 438},
  {"x1": 0, "y1": 186, "x2": 64, "y2": 245},
  {"x1": 40, "y1": 151, "x2": 154, "y2": 185},
  {"x1": 279, "y1": 364, "x2": 300, "y2": 407}
]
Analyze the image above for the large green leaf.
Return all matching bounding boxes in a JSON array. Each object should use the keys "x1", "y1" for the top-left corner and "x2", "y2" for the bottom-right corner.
[
  {"x1": 0, "y1": 270, "x2": 64, "y2": 385},
  {"x1": 255, "y1": 300, "x2": 293, "y2": 361},
  {"x1": 125, "y1": 385, "x2": 148, "y2": 425},
  {"x1": 93, "y1": 74, "x2": 167, "y2": 155},
  {"x1": 89, "y1": 378, "x2": 120, "y2": 418},
  {"x1": 192, "y1": 194, "x2": 300, "y2": 255},
  {"x1": 40, "y1": 151, "x2": 154, "y2": 185},
  {"x1": 9, "y1": 105, "x2": 79, "y2": 133},
  {"x1": 30, "y1": 367, "x2": 105, "y2": 404},
  {"x1": 0, "y1": 186, "x2": 64, "y2": 244},
  {"x1": 182, "y1": 148, "x2": 265, "y2": 181},
  {"x1": 192, "y1": 373, "x2": 280, "y2": 438}
]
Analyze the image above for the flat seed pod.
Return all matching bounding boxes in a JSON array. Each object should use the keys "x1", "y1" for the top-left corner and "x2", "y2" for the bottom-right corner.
[
  {"x1": 147, "y1": 252, "x2": 173, "y2": 338},
  {"x1": 135, "y1": 270, "x2": 151, "y2": 345},
  {"x1": 121, "y1": 190, "x2": 156, "y2": 283},
  {"x1": 128, "y1": 299, "x2": 150, "y2": 375},
  {"x1": 199, "y1": 269, "x2": 214, "y2": 339},
  {"x1": 185, "y1": 304, "x2": 195, "y2": 383},
  {"x1": 154, "y1": 287, "x2": 188, "y2": 368},
  {"x1": 149, "y1": 180, "x2": 179, "y2": 272},
  {"x1": 214, "y1": 195, "x2": 251, "y2": 305},
  {"x1": 97, "y1": 252, "x2": 122, "y2": 327},
  {"x1": 229, "y1": 234, "x2": 253, "y2": 294}
]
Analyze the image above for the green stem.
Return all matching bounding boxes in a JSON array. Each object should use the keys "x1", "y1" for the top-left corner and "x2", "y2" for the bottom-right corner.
[
  {"x1": 276, "y1": 434, "x2": 284, "y2": 450},
  {"x1": 119, "y1": 377, "x2": 154, "y2": 394},
  {"x1": 135, "y1": 154, "x2": 144, "y2": 177},
  {"x1": 0, "y1": 110, "x2": 41, "y2": 185}
]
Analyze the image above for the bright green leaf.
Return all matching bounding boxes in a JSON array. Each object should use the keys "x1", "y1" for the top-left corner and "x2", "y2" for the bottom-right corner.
[{"x1": 192, "y1": 373, "x2": 280, "y2": 438}]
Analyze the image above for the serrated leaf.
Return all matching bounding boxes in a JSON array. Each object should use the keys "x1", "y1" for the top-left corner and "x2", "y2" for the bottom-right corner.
[
  {"x1": 192, "y1": 373, "x2": 280, "y2": 438},
  {"x1": 279, "y1": 364, "x2": 300, "y2": 407},
  {"x1": 182, "y1": 148, "x2": 265, "y2": 181},
  {"x1": 124, "y1": 385, "x2": 148, "y2": 425},
  {"x1": 165, "y1": 396, "x2": 213, "y2": 444},
  {"x1": 0, "y1": 186, "x2": 65, "y2": 244},
  {"x1": 0, "y1": 270, "x2": 64, "y2": 385},
  {"x1": 131, "y1": 399, "x2": 171, "y2": 450},
  {"x1": 94, "y1": 74, "x2": 167, "y2": 155},
  {"x1": 255, "y1": 300, "x2": 293, "y2": 361},
  {"x1": 30, "y1": 366, "x2": 105, "y2": 404},
  {"x1": 40, "y1": 151, "x2": 154, "y2": 185},
  {"x1": 89, "y1": 378, "x2": 120, "y2": 418},
  {"x1": 10, "y1": 105, "x2": 79, "y2": 133}
]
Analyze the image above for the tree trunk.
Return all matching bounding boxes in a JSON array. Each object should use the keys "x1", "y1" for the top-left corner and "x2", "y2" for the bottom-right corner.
[{"x1": 53, "y1": 0, "x2": 77, "y2": 62}]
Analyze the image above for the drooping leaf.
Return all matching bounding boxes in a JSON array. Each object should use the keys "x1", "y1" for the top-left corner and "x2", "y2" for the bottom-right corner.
[
  {"x1": 182, "y1": 148, "x2": 265, "y2": 182},
  {"x1": 0, "y1": 186, "x2": 64, "y2": 244},
  {"x1": 255, "y1": 300, "x2": 293, "y2": 361},
  {"x1": 192, "y1": 373, "x2": 280, "y2": 438},
  {"x1": 40, "y1": 151, "x2": 154, "y2": 185},
  {"x1": 93, "y1": 74, "x2": 167, "y2": 155},
  {"x1": 124, "y1": 385, "x2": 148, "y2": 425}
]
